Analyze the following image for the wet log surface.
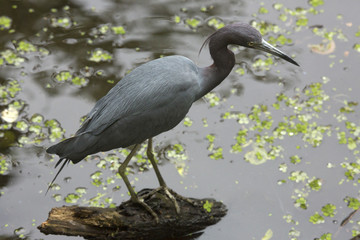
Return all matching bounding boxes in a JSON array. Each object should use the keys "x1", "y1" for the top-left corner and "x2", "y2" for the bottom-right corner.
[{"x1": 38, "y1": 188, "x2": 227, "y2": 240}]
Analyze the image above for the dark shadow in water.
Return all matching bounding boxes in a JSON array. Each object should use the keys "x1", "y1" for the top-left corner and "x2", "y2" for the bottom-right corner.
[
  {"x1": 0, "y1": 234, "x2": 29, "y2": 240},
  {"x1": 0, "y1": 174, "x2": 13, "y2": 188},
  {"x1": 166, "y1": 231, "x2": 204, "y2": 240}
]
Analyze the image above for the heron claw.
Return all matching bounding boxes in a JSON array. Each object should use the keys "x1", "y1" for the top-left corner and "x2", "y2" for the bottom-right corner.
[
  {"x1": 166, "y1": 187, "x2": 197, "y2": 207},
  {"x1": 137, "y1": 185, "x2": 189, "y2": 216},
  {"x1": 163, "y1": 187, "x2": 180, "y2": 214},
  {"x1": 131, "y1": 197, "x2": 159, "y2": 223}
]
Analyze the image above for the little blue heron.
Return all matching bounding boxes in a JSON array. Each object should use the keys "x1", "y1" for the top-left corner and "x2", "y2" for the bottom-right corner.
[{"x1": 47, "y1": 22, "x2": 299, "y2": 220}]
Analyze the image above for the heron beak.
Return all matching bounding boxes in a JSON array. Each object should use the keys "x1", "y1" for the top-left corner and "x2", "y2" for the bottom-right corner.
[{"x1": 253, "y1": 39, "x2": 299, "y2": 66}]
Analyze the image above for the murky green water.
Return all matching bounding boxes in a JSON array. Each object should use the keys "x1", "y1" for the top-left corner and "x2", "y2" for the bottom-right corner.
[{"x1": 1, "y1": 0, "x2": 360, "y2": 239}]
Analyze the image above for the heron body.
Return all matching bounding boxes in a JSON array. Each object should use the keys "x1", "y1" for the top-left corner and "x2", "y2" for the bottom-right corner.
[
  {"x1": 48, "y1": 56, "x2": 200, "y2": 161},
  {"x1": 47, "y1": 23, "x2": 298, "y2": 220}
]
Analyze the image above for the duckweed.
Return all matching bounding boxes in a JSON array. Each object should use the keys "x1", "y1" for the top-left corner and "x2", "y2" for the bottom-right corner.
[
  {"x1": 309, "y1": 212, "x2": 325, "y2": 224},
  {"x1": 111, "y1": 26, "x2": 126, "y2": 35},
  {"x1": 207, "y1": 18, "x2": 225, "y2": 29},
  {"x1": 185, "y1": 18, "x2": 201, "y2": 29},
  {"x1": 0, "y1": 16, "x2": 12, "y2": 29},
  {"x1": 88, "y1": 48, "x2": 113, "y2": 62},
  {"x1": 321, "y1": 204, "x2": 336, "y2": 217},
  {"x1": 0, "y1": 154, "x2": 11, "y2": 175},
  {"x1": 203, "y1": 200, "x2": 213, "y2": 212}
]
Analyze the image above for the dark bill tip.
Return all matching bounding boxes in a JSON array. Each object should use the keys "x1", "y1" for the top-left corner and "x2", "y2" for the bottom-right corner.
[{"x1": 278, "y1": 53, "x2": 300, "y2": 67}]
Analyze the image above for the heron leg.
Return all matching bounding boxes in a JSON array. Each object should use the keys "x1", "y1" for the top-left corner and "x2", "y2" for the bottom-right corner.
[
  {"x1": 146, "y1": 138, "x2": 167, "y2": 187},
  {"x1": 146, "y1": 138, "x2": 180, "y2": 213},
  {"x1": 118, "y1": 143, "x2": 159, "y2": 222}
]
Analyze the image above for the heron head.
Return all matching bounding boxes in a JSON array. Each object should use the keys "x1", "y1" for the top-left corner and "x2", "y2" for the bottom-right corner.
[
  {"x1": 201, "y1": 22, "x2": 299, "y2": 66},
  {"x1": 230, "y1": 23, "x2": 299, "y2": 66}
]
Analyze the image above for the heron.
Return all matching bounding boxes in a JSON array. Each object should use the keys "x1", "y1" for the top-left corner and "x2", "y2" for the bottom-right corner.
[{"x1": 46, "y1": 22, "x2": 299, "y2": 221}]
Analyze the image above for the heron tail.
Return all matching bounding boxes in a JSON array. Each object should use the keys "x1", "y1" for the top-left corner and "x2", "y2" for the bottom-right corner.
[
  {"x1": 47, "y1": 137, "x2": 77, "y2": 159},
  {"x1": 46, "y1": 137, "x2": 84, "y2": 194},
  {"x1": 45, "y1": 158, "x2": 70, "y2": 195}
]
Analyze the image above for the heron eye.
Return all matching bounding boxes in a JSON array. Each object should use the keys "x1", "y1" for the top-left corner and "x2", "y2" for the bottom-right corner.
[{"x1": 248, "y1": 42, "x2": 254, "y2": 47}]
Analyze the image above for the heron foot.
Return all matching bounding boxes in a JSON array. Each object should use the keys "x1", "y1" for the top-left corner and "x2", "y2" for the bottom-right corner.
[
  {"x1": 139, "y1": 186, "x2": 181, "y2": 214},
  {"x1": 129, "y1": 186, "x2": 198, "y2": 223},
  {"x1": 166, "y1": 187, "x2": 197, "y2": 207},
  {"x1": 130, "y1": 196, "x2": 160, "y2": 223},
  {"x1": 139, "y1": 186, "x2": 197, "y2": 213}
]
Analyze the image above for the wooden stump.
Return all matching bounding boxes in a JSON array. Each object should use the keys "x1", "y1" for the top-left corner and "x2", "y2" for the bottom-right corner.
[{"x1": 38, "y1": 188, "x2": 227, "y2": 240}]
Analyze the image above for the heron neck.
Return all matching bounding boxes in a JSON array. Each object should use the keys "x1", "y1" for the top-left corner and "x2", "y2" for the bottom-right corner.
[{"x1": 196, "y1": 47, "x2": 235, "y2": 100}]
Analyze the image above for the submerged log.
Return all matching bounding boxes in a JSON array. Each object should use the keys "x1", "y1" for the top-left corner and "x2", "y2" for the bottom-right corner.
[{"x1": 38, "y1": 188, "x2": 227, "y2": 240}]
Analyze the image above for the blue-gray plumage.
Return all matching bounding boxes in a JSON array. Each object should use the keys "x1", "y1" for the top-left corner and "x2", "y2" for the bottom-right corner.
[
  {"x1": 49, "y1": 56, "x2": 199, "y2": 161},
  {"x1": 47, "y1": 22, "x2": 298, "y2": 220}
]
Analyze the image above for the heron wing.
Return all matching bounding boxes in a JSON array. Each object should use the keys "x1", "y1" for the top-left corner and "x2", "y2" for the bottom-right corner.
[{"x1": 76, "y1": 56, "x2": 200, "y2": 138}]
